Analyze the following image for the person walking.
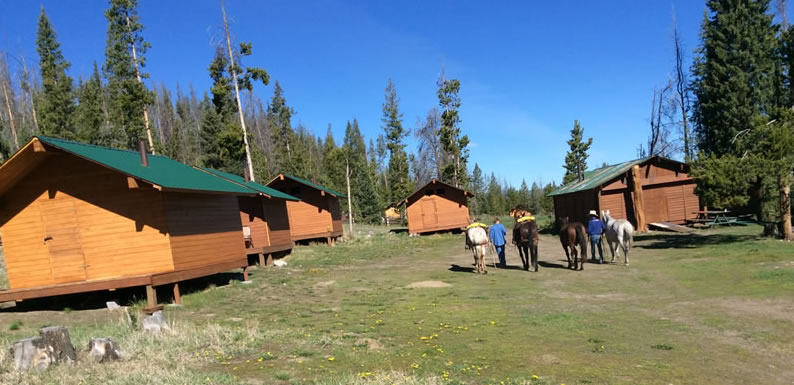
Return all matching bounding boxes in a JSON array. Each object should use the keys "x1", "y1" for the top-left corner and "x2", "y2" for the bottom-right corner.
[
  {"x1": 489, "y1": 217, "x2": 507, "y2": 267},
  {"x1": 587, "y1": 210, "x2": 605, "y2": 264}
]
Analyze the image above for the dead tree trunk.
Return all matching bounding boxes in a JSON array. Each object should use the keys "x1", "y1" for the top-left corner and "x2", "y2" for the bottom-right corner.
[
  {"x1": 1, "y1": 78, "x2": 18, "y2": 150},
  {"x1": 126, "y1": 16, "x2": 154, "y2": 153},
  {"x1": 346, "y1": 159, "x2": 354, "y2": 237},
  {"x1": 221, "y1": 0, "x2": 256, "y2": 182},
  {"x1": 20, "y1": 54, "x2": 39, "y2": 133}
]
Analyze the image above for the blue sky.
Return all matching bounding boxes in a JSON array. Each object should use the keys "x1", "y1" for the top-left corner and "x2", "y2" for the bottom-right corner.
[{"x1": 0, "y1": 1, "x2": 774, "y2": 187}]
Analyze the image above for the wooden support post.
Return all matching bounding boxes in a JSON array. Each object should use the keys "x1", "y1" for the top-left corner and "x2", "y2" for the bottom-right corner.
[
  {"x1": 172, "y1": 283, "x2": 181, "y2": 305},
  {"x1": 258, "y1": 253, "x2": 266, "y2": 267},
  {"x1": 630, "y1": 165, "x2": 647, "y2": 232},
  {"x1": 266, "y1": 253, "x2": 273, "y2": 266},
  {"x1": 328, "y1": 237, "x2": 335, "y2": 247},
  {"x1": 242, "y1": 266, "x2": 249, "y2": 281},
  {"x1": 145, "y1": 285, "x2": 157, "y2": 308}
]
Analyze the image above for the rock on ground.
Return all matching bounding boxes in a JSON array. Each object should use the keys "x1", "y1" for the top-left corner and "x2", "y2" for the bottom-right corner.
[
  {"x1": 10, "y1": 337, "x2": 55, "y2": 371},
  {"x1": 87, "y1": 338, "x2": 121, "y2": 363},
  {"x1": 38, "y1": 326, "x2": 76, "y2": 363},
  {"x1": 142, "y1": 311, "x2": 171, "y2": 333},
  {"x1": 406, "y1": 280, "x2": 452, "y2": 288},
  {"x1": 273, "y1": 259, "x2": 288, "y2": 267}
]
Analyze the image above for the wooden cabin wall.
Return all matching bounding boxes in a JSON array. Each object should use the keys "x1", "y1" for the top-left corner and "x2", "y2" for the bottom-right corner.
[
  {"x1": 163, "y1": 192, "x2": 245, "y2": 271},
  {"x1": 0, "y1": 155, "x2": 173, "y2": 289},
  {"x1": 238, "y1": 196, "x2": 270, "y2": 248},
  {"x1": 262, "y1": 198, "x2": 291, "y2": 247},
  {"x1": 552, "y1": 190, "x2": 599, "y2": 225},
  {"x1": 406, "y1": 188, "x2": 469, "y2": 233},
  {"x1": 643, "y1": 183, "x2": 699, "y2": 224}
]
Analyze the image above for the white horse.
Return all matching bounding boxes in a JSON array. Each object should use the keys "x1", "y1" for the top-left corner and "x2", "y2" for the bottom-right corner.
[
  {"x1": 601, "y1": 210, "x2": 634, "y2": 265},
  {"x1": 465, "y1": 226, "x2": 489, "y2": 274}
]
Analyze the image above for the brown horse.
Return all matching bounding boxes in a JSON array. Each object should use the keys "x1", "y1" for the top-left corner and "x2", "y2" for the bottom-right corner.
[
  {"x1": 558, "y1": 217, "x2": 587, "y2": 270},
  {"x1": 513, "y1": 218, "x2": 539, "y2": 271}
]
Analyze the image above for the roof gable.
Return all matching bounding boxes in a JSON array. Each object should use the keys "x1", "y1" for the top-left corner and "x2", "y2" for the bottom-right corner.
[
  {"x1": 398, "y1": 179, "x2": 474, "y2": 206},
  {"x1": 198, "y1": 168, "x2": 299, "y2": 200},
  {"x1": 28, "y1": 137, "x2": 254, "y2": 195},
  {"x1": 267, "y1": 173, "x2": 346, "y2": 198},
  {"x1": 547, "y1": 156, "x2": 688, "y2": 196}
]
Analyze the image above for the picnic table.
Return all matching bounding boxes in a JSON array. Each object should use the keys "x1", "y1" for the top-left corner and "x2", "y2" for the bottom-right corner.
[{"x1": 687, "y1": 210, "x2": 737, "y2": 227}]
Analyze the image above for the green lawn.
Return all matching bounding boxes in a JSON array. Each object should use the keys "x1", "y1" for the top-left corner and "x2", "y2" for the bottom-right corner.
[{"x1": 0, "y1": 224, "x2": 792, "y2": 385}]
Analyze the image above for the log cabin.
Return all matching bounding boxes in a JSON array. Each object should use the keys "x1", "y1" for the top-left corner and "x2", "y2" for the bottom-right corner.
[
  {"x1": 0, "y1": 136, "x2": 257, "y2": 309},
  {"x1": 266, "y1": 174, "x2": 344, "y2": 244},
  {"x1": 548, "y1": 156, "x2": 700, "y2": 228},
  {"x1": 399, "y1": 179, "x2": 474, "y2": 235},
  {"x1": 198, "y1": 168, "x2": 298, "y2": 266}
]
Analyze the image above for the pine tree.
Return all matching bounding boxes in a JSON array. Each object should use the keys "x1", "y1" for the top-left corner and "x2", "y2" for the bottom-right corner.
[
  {"x1": 103, "y1": 0, "x2": 153, "y2": 149},
  {"x1": 268, "y1": 81, "x2": 299, "y2": 174},
  {"x1": 518, "y1": 180, "x2": 531, "y2": 211},
  {"x1": 322, "y1": 126, "x2": 346, "y2": 194},
  {"x1": 344, "y1": 119, "x2": 380, "y2": 224},
  {"x1": 562, "y1": 120, "x2": 592, "y2": 185},
  {"x1": 36, "y1": 7, "x2": 76, "y2": 139},
  {"x1": 486, "y1": 173, "x2": 504, "y2": 215},
  {"x1": 75, "y1": 62, "x2": 105, "y2": 144},
  {"x1": 691, "y1": 0, "x2": 779, "y2": 156},
  {"x1": 469, "y1": 163, "x2": 486, "y2": 214},
  {"x1": 381, "y1": 79, "x2": 412, "y2": 204},
  {"x1": 437, "y1": 75, "x2": 469, "y2": 187},
  {"x1": 199, "y1": 93, "x2": 224, "y2": 169},
  {"x1": 529, "y1": 181, "x2": 542, "y2": 214}
]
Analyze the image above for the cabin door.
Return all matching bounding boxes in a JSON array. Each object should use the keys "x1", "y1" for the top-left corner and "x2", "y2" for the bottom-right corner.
[
  {"x1": 39, "y1": 198, "x2": 87, "y2": 284},
  {"x1": 421, "y1": 199, "x2": 438, "y2": 228}
]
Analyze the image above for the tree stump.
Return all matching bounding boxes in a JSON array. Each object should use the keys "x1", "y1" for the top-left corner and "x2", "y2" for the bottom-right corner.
[
  {"x1": 142, "y1": 310, "x2": 170, "y2": 333},
  {"x1": 87, "y1": 338, "x2": 121, "y2": 363},
  {"x1": 38, "y1": 326, "x2": 76, "y2": 363},
  {"x1": 9, "y1": 336, "x2": 55, "y2": 371}
]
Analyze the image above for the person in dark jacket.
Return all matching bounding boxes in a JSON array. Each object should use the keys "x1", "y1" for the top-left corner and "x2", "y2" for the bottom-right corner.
[{"x1": 586, "y1": 210, "x2": 605, "y2": 264}]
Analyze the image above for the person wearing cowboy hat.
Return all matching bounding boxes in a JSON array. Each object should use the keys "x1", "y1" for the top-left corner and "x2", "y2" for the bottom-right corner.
[{"x1": 586, "y1": 210, "x2": 605, "y2": 264}]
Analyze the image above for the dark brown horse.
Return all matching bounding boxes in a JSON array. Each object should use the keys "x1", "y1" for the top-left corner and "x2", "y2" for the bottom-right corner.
[
  {"x1": 513, "y1": 219, "x2": 539, "y2": 271},
  {"x1": 558, "y1": 217, "x2": 587, "y2": 270}
]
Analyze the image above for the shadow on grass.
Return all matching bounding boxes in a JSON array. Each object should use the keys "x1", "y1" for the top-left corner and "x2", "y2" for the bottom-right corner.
[
  {"x1": 388, "y1": 228, "x2": 409, "y2": 234},
  {"x1": 636, "y1": 232, "x2": 759, "y2": 250},
  {"x1": 449, "y1": 264, "x2": 475, "y2": 273},
  {"x1": 538, "y1": 260, "x2": 570, "y2": 270},
  {"x1": 1, "y1": 272, "x2": 243, "y2": 313}
]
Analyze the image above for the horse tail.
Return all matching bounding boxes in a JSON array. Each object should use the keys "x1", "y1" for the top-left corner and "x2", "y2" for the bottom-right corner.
[{"x1": 574, "y1": 223, "x2": 587, "y2": 258}]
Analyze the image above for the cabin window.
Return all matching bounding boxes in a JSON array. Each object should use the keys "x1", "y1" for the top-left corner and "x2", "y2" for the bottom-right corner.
[
  {"x1": 425, "y1": 190, "x2": 433, "y2": 196},
  {"x1": 436, "y1": 188, "x2": 445, "y2": 194}
]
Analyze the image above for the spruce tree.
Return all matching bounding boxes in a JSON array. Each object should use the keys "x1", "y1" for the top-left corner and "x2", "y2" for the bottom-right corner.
[
  {"x1": 381, "y1": 78, "x2": 412, "y2": 203},
  {"x1": 470, "y1": 163, "x2": 486, "y2": 214},
  {"x1": 691, "y1": 0, "x2": 779, "y2": 156},
  {"x1": 344, "y1": 119, "x2": 380, "y2": 224},
  {"x1": 486, "y1": 173, "x2": 504, "y2": 215},
  {"x1": 322, "y1": 126, "x2": 346, "y2": 194},
  {"x1": 437, "y1": 76, "x2": 469, "y2": 187},
  {"x1": 518, "y1": 180, "x2": 531, "y2": 211},
  {"x1": 36, "y1": 7, "x2": 76, "y2": 139},
  {"x1": 199, "y1": 93, "x2": 224, "y2": 169},
  {"x1": 75, "y1": 62, "x2": 105, "y2": 144},
  {"x1": 562, "y1": 120, "x2": 592, "y2": 185},
  {"x1": 268, "y1": 81, "x2": 299, "y2": 174},
  {"x1": 103, "y1": 0, "x2": 152, "y2": 149}
]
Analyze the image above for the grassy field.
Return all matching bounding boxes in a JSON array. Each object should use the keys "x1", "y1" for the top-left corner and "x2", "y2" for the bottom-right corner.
[{"x1": 0, "y1": 224, "x2": 793, "y2": 384}]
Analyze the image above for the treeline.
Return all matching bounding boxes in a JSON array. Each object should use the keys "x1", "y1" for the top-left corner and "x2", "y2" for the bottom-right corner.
[
  {"x1": 468, "y1": 163, "x2": 556, "y2": 217},
  {"x1": 0, "y1": 0, "x2": 553, "y2": 225}
]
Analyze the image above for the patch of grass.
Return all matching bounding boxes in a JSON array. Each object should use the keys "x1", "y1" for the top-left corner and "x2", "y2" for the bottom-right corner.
[
  {"x1": 651, "y1": 344, "x2": 674, "y2": 350},
  {"x1": 8, "y1": 320, "x2": 22, "y2": 330},
  {"x1": 274, "y1": 372, "x2": 291, "y2": 381},
  {"x1": 755, "y1": 268, "x2": 794, "y2": 281}
]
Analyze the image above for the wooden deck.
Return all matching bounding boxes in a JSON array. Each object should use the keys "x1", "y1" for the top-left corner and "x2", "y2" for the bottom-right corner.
[{"x1": 0, "y1": 258, "x2": 248, "y2": 304}]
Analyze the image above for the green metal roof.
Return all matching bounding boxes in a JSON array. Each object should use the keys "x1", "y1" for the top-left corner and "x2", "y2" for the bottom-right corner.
[
  {"x1": 270, "y1": 173, "x2": 347, "y2": 198},
  {"x1": 198, "y1": 168, "x2": 299, "y2": 201},
  {"x1": 547, "y1": 157, "x2": 651, "y2": 197},
  {"x1": 37, "y1": 136, "x2": 254, "y2": 195}
]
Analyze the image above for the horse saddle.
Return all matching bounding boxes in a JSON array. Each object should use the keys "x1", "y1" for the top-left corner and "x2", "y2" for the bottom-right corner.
[
  {"x1": 517, "y1": 216, "x2": 536, "y2": 223},
  {"x1": 466, "y1": 222, "x2": 489, "y2": 230}
]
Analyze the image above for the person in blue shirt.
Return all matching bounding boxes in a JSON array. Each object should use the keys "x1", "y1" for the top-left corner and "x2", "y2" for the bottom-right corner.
[
  {"x1": 586, "y1": 210, "x2": 605, "y2": 264},
  {"x1": 489, "y1": 218, "x2": 507, "y2": 267}
]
